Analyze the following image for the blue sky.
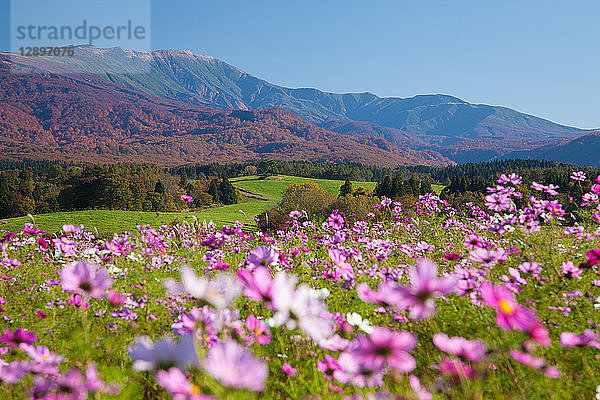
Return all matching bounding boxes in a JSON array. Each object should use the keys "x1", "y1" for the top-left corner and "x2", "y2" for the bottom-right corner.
[{"x1": 1, "y1": 0, "x2": 598, "y2": 128}]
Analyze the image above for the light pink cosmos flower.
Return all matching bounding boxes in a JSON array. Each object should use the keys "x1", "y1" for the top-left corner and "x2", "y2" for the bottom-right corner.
[
  {"x1": 247, "y1": 245, "x2": 278, "y2": 269},
  {"x1": 560, "y1": 329, "x2": 600, "y2": 349},
  {"x1": 509, "y1": 350, "x2": 560, "y2": 378},
  {"x1": 237, "y1": 267, "x2": 274, "y2": 305},
  {"x1": 432, "y1": 333, "x2": 486, "y2": 362},
  {"x1": 21, "y1": 344, "x2": 64, "y2": 365},
  {"x1": 560, "y1": 261, "x2": 582, "y2": 279},
  {"x1": 60, "y1": 261, "x2": 113, "y2": 299},
  {"x1": 469, "y1": 248, "x2": 507, "y2": 268},
  {"x1": 269, "y1": 273, "x2": 334, "y2": 342},
  {"x1": 409, "y1": 374, "x2": 432, "y2": 400},
  {"x1": 203, "y1": 340, "x2": 268, "y2": 392},
  {"x1": 165, "y1": 267, "x2": 241, "y2": 309},
  {"x1": 350, "y1": 327, "x2": 417, "y2": 373},
  {"x1": 333, "y1": 351, "x2": 385, "y2": 388},
  {"x1": 497, "y1": 173, "x2": 522, "y2": 185},
  {"x1": 156, "y1": 367, "x2": 212, "y2": 400},
  {"x1": 245, "y1": 315, "x2": 271, "y2": 345},
  {"x1": 395, "y1": 259, "x2": 458, "y2": 319},
  {"x1": 485, "y1": 193, "x2": 511, "y2": 212},
  {"x1": 62, "y1": 224, "x2": 84, "y2": 234}
]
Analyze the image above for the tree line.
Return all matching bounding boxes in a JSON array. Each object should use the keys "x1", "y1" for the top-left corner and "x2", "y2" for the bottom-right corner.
[{"x1": 0, "y1": 163, "x2": 239, "y2": 219}]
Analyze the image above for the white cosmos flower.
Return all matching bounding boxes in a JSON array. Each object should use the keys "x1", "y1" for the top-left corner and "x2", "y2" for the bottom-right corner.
[
  {"x1": 346, "y1": 312, "x2": 374, "y2": 334},
  {"x1": 164, "y1": 266, "x2": 241, "y2": 309}
]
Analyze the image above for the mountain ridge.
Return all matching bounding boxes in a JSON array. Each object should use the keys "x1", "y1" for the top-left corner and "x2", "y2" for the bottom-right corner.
[{"x1": 1, "y1": 46, "x2": 599, "y2": 166}]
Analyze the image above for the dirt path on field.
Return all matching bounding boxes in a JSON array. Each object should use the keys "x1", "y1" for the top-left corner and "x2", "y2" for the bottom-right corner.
[{"x1": 236, "y1": 188, "x2": 275, "y2": 201}]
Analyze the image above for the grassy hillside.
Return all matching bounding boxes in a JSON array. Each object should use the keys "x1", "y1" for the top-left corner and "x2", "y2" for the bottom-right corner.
[
  {"x1": 3, "y1": 198, "x2": 275, "y2": 236},
  {"x1": 230, "y1": 175, "x2": 378, "y2": 200},
  {"x1": 3, "y1": 175, "x2": 443, "y2": 234}
]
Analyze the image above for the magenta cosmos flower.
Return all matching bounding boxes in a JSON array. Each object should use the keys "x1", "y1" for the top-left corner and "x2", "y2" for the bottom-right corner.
[
  {"x1": 586, "y1": 248, "x2": 600, "y2": 267},
  {"x1": 0, "y1": 327, "x2": 36, "y2": 348},
  {"x1": 480, "y1": 282, "x2": 536, "y2": 332},
  {"x1": 60, "y1": 261, "x2": 113, "y2": 298},
  {"x1": 327, "y1": 211, "x2": 345, "y2": 230},
  {"x1": 203, "y1": 340, "x2": 268, "y2": 392}
]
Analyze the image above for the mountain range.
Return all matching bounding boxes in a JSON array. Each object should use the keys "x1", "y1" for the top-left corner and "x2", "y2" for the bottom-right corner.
[{"x1": 1, "y1": 46, "x2": 598, "y2": 167}]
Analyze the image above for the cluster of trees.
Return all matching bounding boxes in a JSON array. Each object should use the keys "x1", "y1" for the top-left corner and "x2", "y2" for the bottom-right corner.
[
  {"x1": 258, "y1": 181, "x2": 381, "y2": 231},
  {"x1": 397, "y1": 159, "x2": 600, "y2": 187},
  {"x1": 373, "y1": 175, "x2": 433, "y2": 198},
  {"x1": 0, "y1": 162, "x2": 239, "y2": 219},
  {"x1": 171, "y1": 160, "x2": 393, "y2": 182}
]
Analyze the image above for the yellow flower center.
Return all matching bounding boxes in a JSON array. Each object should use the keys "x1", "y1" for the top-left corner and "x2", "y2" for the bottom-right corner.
[
  {"x1": 498, "y1": 299, "x2": 515, "y2": 315},
  {"x1": 191, "y1": 384, "x2": 201, "y2": 394}
]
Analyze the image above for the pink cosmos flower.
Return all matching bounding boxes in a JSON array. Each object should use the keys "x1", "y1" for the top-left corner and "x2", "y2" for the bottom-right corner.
[
  {"x1": 350, "y1": 327, "x2": 417, "y2": 373},
  {"x1": 570, "y1": 171, "x2": 586, "y2": 181},
  {"x1": 508, "y1": 350, "x2": 560, "y2": 378},
  {"x1": 0, "y1": 361, "x2": 28, "y2": 384},
  {"x1": 0, "y1": 328, "x2": 35, "y2": 348},
  {"x1": 245, "y1": 315, "x2": 271, "y2": 345},
  {"x1": 237, "y1": 267, "x2": 274, "y2": 305},
  {"x1": 21, "y1": 344, "x2": 64, "y2": 365},
  {"x1": 328, "y1": 249, "x2": 354, "y2": 281},
  {"x1": 333, "y1": 351, "x2": 385, "y2": 388},
  {"x1": 203, "y1": 340, "x2": 268, "y2": 392},
  {"x1": 107, "y1": 290, "x2": 126, "y2": 306},
  {"x1": 247, "y1": 245, "x2": 278, "y2": 268},
  {"x1": 60, "y1": 261, "x2": 113, "y2": 299},
  {"x1": 586, "y1": 248, "x2": 600, "y2": 267},
  {"x1": 328, "y1": 211, "x2": 345, "y2": 230},
  {"x1": 497, "y1": 173, "x2": 522, "y2": 185},
  {"x1": 180, "y1": 195, "x2": 194, "y2": 203},
  {"x1": 62, "y1": 224, "x2": 84, "y2": 234},
  {"x1": 317, "y1": 355, "x2": 341, "y2": 381},
  {"x1": 469, "y1": 248, "x2": 506, "y2": 267},
  {"x1": 289, "y1": 210, "x2": 301, "y2": 219},
  {"x1": 409, "y1": 374, "x2": 433, "y2": 400},
  {"x1": 432, "y1": 333, "x2": 486, "y2": 362},
  {"x1": 485, "y1": 193, "x2": 511, "y2": 212},
  {"x1": 560, "y1": 329, "x2": 600, "y2": 349},
  {"x1": 480, "y1": 282, "x2": 536, "y2": 332},
  {"x1": 156, "y1": 367, "x2": 211, "y2": 400},
  {"x1": 395, "y1": 259, "x2": 458, "y2": 319},
  {"x1": 282, "y1": 363, "x2": 296, "y2": 377},
  {"x1": 439, "y1": 358, "x2": 475, "y2": 379},
  {"x1": 560, "y1": 261, "x2": 582, "y2": 279}
]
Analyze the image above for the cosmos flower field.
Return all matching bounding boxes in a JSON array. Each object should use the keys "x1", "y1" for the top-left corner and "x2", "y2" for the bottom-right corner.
[{"x1": 1, "y1": 173, "x2": 600, "y2": 399}]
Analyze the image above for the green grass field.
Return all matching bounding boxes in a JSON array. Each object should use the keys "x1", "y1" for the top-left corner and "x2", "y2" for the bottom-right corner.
[
  {"x1": 230, "y1": 175, "x2": 378, "y2": 200},
  {"x1": 3, "y1": 175, "x2": 443, "y2": 235},
  {"x1": 3, "y1": 198, "x2": 276, "y2": 236}
]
